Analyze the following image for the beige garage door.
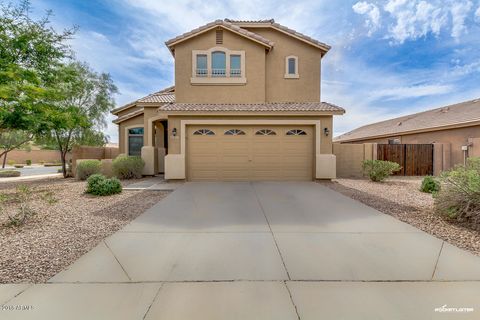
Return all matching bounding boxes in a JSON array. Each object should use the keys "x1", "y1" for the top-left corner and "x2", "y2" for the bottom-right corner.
[{"x1": 187, "y1": 125, "x2": 314, "y2": 181}]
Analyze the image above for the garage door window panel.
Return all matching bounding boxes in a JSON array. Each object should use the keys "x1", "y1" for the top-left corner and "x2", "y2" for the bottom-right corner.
[
  {"x1": 286, "y1": 129, "x2": 307, "y2": 136},
  {"x1": 255, "y1": 129, "x2": 276, "y2": 136},
  {"x1": 193, "y1": 129, "x2": 215, "y2": 136},
  {"x1": 224, "y1": 129, "x2": 246, "y2": 136}
]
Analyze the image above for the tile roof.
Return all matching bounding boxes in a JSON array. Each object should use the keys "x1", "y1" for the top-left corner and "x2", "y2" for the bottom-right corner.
[
  {"x1": 112, "y1": 108, "x2": 144, "y2": 124},
  {"x1": 165, "y1": 19, "x2": 275, "y2": 49},
  {"x1": 225, "y1": 18, "x2": 331, "y2": 52},
  {"x1": 158, "y1": 102, "x2": 345, "y2": 113},
  {"x1": 335, "y1": 98, "x2": 480, "y2": 142},
  {"x1": 111, "y1": 85, "x2": 175, "y2": 114}
]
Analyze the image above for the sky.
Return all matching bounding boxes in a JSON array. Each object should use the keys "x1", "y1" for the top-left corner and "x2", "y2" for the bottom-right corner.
[{"x1": 19, "y1": 0, "x2": 480, "y2": 142}]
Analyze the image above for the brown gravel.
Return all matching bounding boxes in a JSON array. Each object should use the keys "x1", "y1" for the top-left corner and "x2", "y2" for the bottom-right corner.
[
  {"x1": 320, "y1": 177, "x2": 480, "y2": 256},
  {"x1": 0, "y1": 177, "x2": 169, "y2": 283}
]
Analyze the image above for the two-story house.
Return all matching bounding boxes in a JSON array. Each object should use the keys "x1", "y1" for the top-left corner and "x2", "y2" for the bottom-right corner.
[{"x1": 111, "y1": 19, "x2": 345, "y2": 181}]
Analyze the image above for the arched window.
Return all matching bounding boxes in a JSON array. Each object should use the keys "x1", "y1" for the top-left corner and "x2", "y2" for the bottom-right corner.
[
  {"x1": 225, "y1": 129, "x2": 246, "y2": 136},
  {"x1": 255, "y1": 129, "x2": 276, "y2": 136},
  {"x1": 193, "y1": 129, "x2": 215, "y2": 136},
  {"x1": 211, "y1": 51, "x2": 226, "y2": 77},
  {"x1": 286, "y1": 129, "x2": 307, "y2": 136},
  {"x1": 285, "y1": 55, "x2": 299, "y2": 78},
  {"x1": 128, "y1": 127, "x2": 144, "y2": 156}
]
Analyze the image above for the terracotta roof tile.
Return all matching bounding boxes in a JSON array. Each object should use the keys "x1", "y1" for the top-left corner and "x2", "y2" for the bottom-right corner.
[
  {"x1": 138, "y1": 92, "x2": 175, "y2": 103},
  {"x1": 335, "y1": 98, "x2": 480, "y2": 142},
  {"x1": 158, "y1": 102, "x2": 345, "y2": 113}
]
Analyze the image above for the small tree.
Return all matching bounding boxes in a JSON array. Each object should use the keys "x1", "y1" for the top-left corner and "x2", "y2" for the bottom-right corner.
[
  {"x1": 0, "y1": 130, "x2": 32, "y2": 167},
  {"x1": 39, "y1": 62, "x2": 117, "y2": 177}
]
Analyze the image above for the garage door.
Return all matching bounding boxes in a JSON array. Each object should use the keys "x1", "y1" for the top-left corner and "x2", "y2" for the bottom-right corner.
[{"x1": 187, "y1": 125, "x2": 314, "y2": 181}]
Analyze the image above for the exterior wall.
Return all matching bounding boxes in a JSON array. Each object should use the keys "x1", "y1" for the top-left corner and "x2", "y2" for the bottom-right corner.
[
  {"x1": 333, "y1": 143, "x2": 375, "y2": 178},
  {"x1": 341, "y1": 125, "x2": 480, "y2": 169},
  {"x1": 166, "y1": 114, "x2": 333, "y2": 155},
  {"x1": 0, "y1": 149, "x2": 70, "y2": 164},
  {"x1": 245, "y1": 28, "x2": 323, "y2": 103},
  {"x1": 71, "y1": 146, "x2": 119, "y2": 173},
  {"x1": 118, "y1": 114, "x2": 144, "y2": 154},
  {"x1": 174, "y1": 29, "x2": 266, "y2": 103}
]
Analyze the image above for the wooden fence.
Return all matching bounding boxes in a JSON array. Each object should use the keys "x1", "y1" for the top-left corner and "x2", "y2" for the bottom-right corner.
[{"x1": 377, "y1": 144, "x2": 433, "y2": 176}]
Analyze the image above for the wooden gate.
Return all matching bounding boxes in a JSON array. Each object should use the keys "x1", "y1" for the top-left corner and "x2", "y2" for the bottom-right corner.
[{"x1": 377, "y1": 144, "x2": 433, "y2": 176}]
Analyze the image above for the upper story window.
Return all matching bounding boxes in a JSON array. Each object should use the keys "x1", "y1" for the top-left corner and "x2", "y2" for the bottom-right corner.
[
  {"x1": 284, "y1": 55, "x2": 299, "y2": 79},
  {"x1": 191, "y1": 47, "x2": 246, "y2": 85}
]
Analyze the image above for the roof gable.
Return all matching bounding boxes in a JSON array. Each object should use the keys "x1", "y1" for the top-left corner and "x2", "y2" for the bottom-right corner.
[{"x1": 165, "y1": 20, "x2": 274, "y2": 54}]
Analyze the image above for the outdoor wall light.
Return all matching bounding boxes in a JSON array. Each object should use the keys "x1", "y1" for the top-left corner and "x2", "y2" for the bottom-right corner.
[
  {"x1": 324, "y1": 127, "x2": 330, "y2": 136},
  {"x1": 172, "y1": 128, "x2": 177, "y2": 137}
]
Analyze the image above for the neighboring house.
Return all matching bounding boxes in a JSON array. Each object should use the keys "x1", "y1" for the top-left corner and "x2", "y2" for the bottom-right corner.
[
  {"x1": 335, "y1": 98, "x2": 480, "y2": 167},
  {"x1": 111, "y1": 19, "x2": 345, "y2": 181}
]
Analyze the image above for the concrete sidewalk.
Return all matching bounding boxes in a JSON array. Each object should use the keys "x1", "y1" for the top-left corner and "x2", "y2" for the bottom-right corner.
[{"x1": 2, "y1": 182, "x2": 480, "y2": 319}]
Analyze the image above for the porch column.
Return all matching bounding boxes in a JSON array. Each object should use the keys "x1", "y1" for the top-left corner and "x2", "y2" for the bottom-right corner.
[{"x1": 141, "y1": 109, "x2": 158, "y2": 175}]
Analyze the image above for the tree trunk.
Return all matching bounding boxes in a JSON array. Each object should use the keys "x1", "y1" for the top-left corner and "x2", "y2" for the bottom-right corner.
[
  {"x1": 60, "y1": 151, "x2": 67, "y2": 178},
  {"x1": 2, "y1": 153, "x2": 6, "y2": 168}
]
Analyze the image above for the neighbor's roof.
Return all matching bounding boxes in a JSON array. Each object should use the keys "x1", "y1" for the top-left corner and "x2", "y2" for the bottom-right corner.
[
  {"x1": 335, "y1": 98, "x2": 480, "y2": 142},
  {"x1": 225, "y1": 18, "x2": 331, "y2": 52},
  {"x1": 165, "y1": 19, "x2": 275, "y2": 52},
  {"x1": 158, "y1": 102, "x2": 345, "y2": 113},
  {"x1": 111, "y1": 86, "x2": 175, "y2": 115}
]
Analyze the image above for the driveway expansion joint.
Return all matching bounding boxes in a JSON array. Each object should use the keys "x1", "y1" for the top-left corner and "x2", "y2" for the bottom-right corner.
[
  {"x1": 431, "y1": 241, "x2": 445, "y2": 280},
  {"x1": 103, "y1": 240, "x2": 132, "y2": 281}
]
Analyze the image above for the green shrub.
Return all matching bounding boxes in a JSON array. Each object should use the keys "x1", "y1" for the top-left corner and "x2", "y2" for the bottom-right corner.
[
  {"x1": 7, "y1": 159, "x2": 15, "y2": 166},
  {"x1": 435, "y1": 157, "x2": 480, "y2": 227},
  {"x1": 25, "y1": 160, "x2": 32, "y2": 166},
  {"x1": 14, "y1": 164, "x2": 24, "y2": 168},
  {"x1": 112, "y1": 155, "x2": 144, "y2": 179},
  {"x1": 420, "y1": 176, "x2": 440, "y2": 194},
  {"x1": 86, "y1": 174, "x2": 122, "y2": 196},
  {"x1": 0, "y1": 170, "x2": 21, "y2": 177},
  {"x1": 76, "y1": 160, "x2": 101, "y2": 180},
  {"x1": 362, "y1": 160, "x2": 402, "y2": 182}
]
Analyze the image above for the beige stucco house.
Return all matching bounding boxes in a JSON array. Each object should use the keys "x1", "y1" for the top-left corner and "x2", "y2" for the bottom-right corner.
[
  {"x1": 111, "y1": 19, "x2": 345, "y2": 181},
  {"x1": 335, "y1": 98, "x2": 480, "y2": 168}
]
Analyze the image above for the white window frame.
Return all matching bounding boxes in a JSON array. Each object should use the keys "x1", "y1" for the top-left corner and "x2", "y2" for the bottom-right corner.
[
  {"x1": 284, "y1": 55, "x2": 299, "y2": 79},
  {"x1": 191, "y1": 47, "x2": 246, "y2": 85}
]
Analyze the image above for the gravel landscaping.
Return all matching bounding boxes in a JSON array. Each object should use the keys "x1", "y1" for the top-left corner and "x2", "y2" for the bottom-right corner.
[
  {"x1": 321, "y1": 177, "x2": 480, "y2": 256},
  {"x1": 0, "y1": 177, "x2": 169, "y2": 283}
]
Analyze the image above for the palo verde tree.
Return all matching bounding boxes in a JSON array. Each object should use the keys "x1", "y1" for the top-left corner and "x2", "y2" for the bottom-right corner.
[
  {"x1": 0, "y1": 130, "x2": 32, "y2": 167},
  {"x1": 39, "y1": 61, "x2": 117, "y2": 177},
  {"x1": 0, "y1": 0, "x2": 75, "y2": 146}
]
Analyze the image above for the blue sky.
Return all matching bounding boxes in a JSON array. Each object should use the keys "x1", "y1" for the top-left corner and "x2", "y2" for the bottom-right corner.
[{"x1": 23, "y1": 0, "x2": 480, "y2": 143}]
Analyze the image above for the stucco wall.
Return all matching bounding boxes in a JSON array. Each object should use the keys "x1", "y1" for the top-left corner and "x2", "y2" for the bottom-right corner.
[
  {"x1": 174, "y1": 29, "x2": 266, "y2": 103},
  {"x1": 1, "y1": 149, "x2": 69, "y2": 164},
  {"x1": 166, "y1": 114, "x2": 333, "y2": 155},
  {"x1": 245, "y1": 27, "x2": 323, "y2": 103},
  {"x1": 118, "y1": 114, "x2": 144, "y2": 154},
  {"x1": 333, "y1": 143, "x2": 375, "y2": 177},
  {"x1": 341, "y1": 125, "x2": 480, "y2": 168}
]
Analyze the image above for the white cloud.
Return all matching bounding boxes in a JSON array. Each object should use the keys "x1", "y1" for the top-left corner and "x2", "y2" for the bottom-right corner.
[
  {"x1": 352, "y1": 2, "x2": 381, "y2": 35},
  {"x1": 353, "y1": 0, "x2": 477, "y2": 43},
  {"x1": 370, "y1": 84, "x2": 454, "y2": 100},
  {"x1": 450, "y1": 1, "x2": 473, "y2": 38}
]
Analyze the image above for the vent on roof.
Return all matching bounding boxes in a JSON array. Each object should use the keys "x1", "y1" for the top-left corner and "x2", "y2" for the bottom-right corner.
[{"x1": 216, "y1": 29, "x2": 223, "y2": 44}]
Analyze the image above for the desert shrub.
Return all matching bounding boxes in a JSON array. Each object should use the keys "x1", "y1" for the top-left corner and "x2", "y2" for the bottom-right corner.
[
  {"x1": 0, "y1": 170, "x2": 20, "y2": 177},
  {"x1": 25, "y1": 160, "x2": 32, "y2": 166},
  {"x1": 420, "y1": 176, "x2": 440, "y2": 194},
  {"x1": 76, "y1": 160, "x2": 101, "y2": 180},
  {"x1": 112, "y1": 155, "x2": 144, "y2": 179},
  {"x1": 7, "y1": 185, "x2": 36, "y2": 226},
  {"x1": 44, "y1": 162, "x2": 62, "y2": 167},
  {"x1": 14, "y1": 164, "x2": 24, "y2": 168},
  {"x1": 86, "y1": 174, "x2": 122, "y2": 196},
  {"x1": 362, "y1": 160, "x2": 401, "y2": 182},
  {"x1": 435, "y1": 157, "x2": 480, "y2": 227},
  {"x1": 7, "y1": 159, "x2": 15, "y2": 166}
]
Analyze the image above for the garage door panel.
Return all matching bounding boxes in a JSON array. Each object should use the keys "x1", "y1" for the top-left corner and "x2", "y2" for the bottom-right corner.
[{"x1": 187, "y1": 125, "x2": 313, "y2": 181}]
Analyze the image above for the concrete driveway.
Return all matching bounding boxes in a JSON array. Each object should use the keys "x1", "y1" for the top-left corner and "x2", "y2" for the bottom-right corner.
[{"x1": 2, "y1": 182, "x2": 480, "y2": 319}]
